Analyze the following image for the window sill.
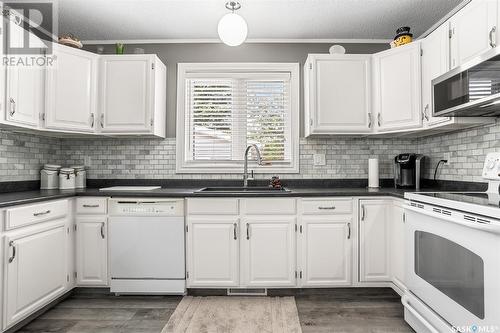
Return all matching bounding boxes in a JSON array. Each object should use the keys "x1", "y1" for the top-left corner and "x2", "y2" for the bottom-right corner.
[{"x1": 176, "y1": 163, "x2": 299, "y2": 174}]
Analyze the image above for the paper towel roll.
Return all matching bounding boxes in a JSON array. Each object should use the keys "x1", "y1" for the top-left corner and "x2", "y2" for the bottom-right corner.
[{"x1": 368, "y1": 158, "x2": 379, "y2": 188}]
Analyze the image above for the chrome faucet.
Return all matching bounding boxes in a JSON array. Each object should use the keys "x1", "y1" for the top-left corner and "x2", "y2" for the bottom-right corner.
[{"x1": 243, "y1": 144, "x2": 263, "y2": 187}]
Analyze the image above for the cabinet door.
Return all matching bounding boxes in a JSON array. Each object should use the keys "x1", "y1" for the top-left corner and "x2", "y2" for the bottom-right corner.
[
  {"x1": 299, "y1": 217, "x2": 352, "y2": 287},
  {"x1": 373, "y1": 42, "x2": 422, "y2": 132},
  {"x1": 359, "y1": 200, "x2": 391, "y2": 282},
  {"x1": 242, "y1": 217, "x2": 296, "y2": 287},
  {"x1": 421, "y1": 23, "x2": 453, "y2": 127},
  {"x1": 99, "y1": 55, "x2": 153, "y2": 133},
  {"x1": 391, "y1": 202, "x2": 406, "y2": 291},
  {"x1": 4, "y1": 222, "x2": 67, "y2": 328},
  {"x1": 450, "y1": 0, "x2": 498, "y2": 68},
  {"x1": 76, "y1": 217, "x2": 108, "y2": 286},
  {"x1": 45, "y1": 45, "x2": 97, "y2": 132},
  {"x1": 5, "y1": 23, "x2": 43, "y2": 128},
  {"x1": 186, "y1": 217, "x2": 239, "y2": 287},
  {"x1": 306, "y1": 55, "x2": 372, "y2": 135}
]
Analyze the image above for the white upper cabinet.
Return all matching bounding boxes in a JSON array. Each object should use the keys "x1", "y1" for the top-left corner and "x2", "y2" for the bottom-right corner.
[
  {"x1": 5, "y1": 23, "x2": 44, "y2": 128},
  {"x1": 98, "y1": 55, "x2": 166, "y2": 137},
  {"x1": 421, "y1": 22, "x2": 452, "y2": 127},
  {"x1": 372, "y1": 42, "x2": 422, "y2": 132},
  {"x1": 45, "y1": 45, "x2": 98, "y2": 132},
  {"x1": 450, "y1": 0, "x2": 498, "y2": 68},
  {"x1": 304, "y1": 54, "x2": 372, "y2": 135}
]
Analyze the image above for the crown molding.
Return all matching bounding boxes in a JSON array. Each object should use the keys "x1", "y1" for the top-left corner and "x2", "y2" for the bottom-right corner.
[{"x1": 82, "y1": 38, "x2": 392, "y2": 45}]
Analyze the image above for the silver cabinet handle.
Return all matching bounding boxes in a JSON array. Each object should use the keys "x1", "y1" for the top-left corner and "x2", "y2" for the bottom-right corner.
[
  {"x1": 361, "y1": 205, "x2": 365, "y2": 221},
  {"x1": 490, "y1": 26, "x2": 497, "y2": 48},
  {"x1": 246, "y1": 223, "x2": 250, "y2": 240},
  {"x1": 90, "y1": 113, "x2": 95, "y2": 128},
  {"x1": 100, "y1": 113, "x2": 104, "y2": 128},
  {"x1": 368, "y1": 112, "x2": 372, "y2": 128},
  {"x1": 8, "y1": 241, "x2": 16, "y2": 263},
  {"x1": 377, "y1": 113, "x2": 381, "y2": 127},
  {"x1": 33, "y1": 210, "x2": 51, "y2": 217},
  {"x1": 318, "y1": 206, "x2": 336, "y2": 210},
  {"x1": 83, "y1": 204, "x2": 99, "y2": 208},
  {"x1": 9, "y1": 97, "x2": 15, "y2": 117},
  {"x1": 347, "y1": 223, "x2": 351, "y2": 239},
  {"x1": 100, "y1": 222, "x2": 105, "y2": 239},
  {"x1": 233, "y1": 223, "x2": 237, "y2": 240}
]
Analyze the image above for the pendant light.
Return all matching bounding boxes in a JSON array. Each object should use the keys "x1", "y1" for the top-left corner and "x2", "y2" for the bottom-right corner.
[{"x1": 218, "y1": 1, "x2": 248, "y2": 46}]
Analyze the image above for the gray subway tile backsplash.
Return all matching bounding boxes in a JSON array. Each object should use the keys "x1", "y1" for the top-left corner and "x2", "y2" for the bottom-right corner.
[{"x1": 1, "y1": 118, "x2": 499, "y2": 184}]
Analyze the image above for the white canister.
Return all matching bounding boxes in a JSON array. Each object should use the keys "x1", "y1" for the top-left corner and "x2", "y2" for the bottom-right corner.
[
  {"x1": 59, "y1": 168, "x2": 76, "y2": 190},
  {"x1": 71, "y1": 165, "x2": 87, "y2": 189},
  {"x1": 40, "y1": 164, "x2": 61, "y2": 189}
]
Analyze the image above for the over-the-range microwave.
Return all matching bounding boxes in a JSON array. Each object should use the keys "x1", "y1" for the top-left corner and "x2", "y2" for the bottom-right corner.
[{"x1": 432, "y1": 46, "x2": 500, "y2": 117}]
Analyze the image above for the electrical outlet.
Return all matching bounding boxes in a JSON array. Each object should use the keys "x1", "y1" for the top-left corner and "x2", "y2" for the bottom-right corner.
[
  {"x1": 84, "y1": 156, "x2": 92, "y2": 167},
  {"x1": 443, "y1": 153, "x2": 451, "y2": 165},
  {"x1": 313, "y1": 154, "x2": 326, "y2": 166}
]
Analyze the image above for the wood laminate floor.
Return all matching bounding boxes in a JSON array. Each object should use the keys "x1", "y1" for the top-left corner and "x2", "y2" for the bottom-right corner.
[{"x1": 14, "y1": 288, "x2": 413, "y2": 333}]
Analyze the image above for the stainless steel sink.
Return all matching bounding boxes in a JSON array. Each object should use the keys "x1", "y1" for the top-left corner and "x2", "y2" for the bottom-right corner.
[{"x1": 195, "y1": 186, "x2": 290, "y2": 194}]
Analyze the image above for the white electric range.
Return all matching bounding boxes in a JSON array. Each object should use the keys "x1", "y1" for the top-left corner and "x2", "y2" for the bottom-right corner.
[{"x1": 403, "y1": 153, "x2": 500, "y2": 333}]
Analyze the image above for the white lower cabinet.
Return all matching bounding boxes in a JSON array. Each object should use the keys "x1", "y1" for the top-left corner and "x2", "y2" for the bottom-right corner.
[
  {"x1": 186, "y1": 216, "x2": 239, "y2": 287},
  {"x1": 241, "y1": 217, "x2": 296, "y2": 287},
  {"x1": 298, "y1": 216, "x2": 352, "y2": 286},
  {"x1": 76, "y1": 217, "x2": 108, "y2": 286},
  {"x1": 359, "y1": 199, "x2": 392, "y2": 282},
  {"x1": 391, "y1": 200, "x2": 406, "y2": 292},
  {"x1": 3, "y1": 220, "x2": 68, "y2": 329}
]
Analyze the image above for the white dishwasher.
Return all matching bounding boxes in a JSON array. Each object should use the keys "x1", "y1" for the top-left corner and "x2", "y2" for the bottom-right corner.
[{"x1": 108, "y1": 198, "x2": 185, "y2": 295}]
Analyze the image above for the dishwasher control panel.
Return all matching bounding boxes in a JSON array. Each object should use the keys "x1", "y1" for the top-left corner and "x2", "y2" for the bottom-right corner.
[{"x1": 108, "y1": 198, "x2": 184, "y2": 216}]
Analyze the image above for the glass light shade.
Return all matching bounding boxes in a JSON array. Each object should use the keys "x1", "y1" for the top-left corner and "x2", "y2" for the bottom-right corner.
[{"x1": 217, "y1": 12, "x2": 248, "y2": 46}]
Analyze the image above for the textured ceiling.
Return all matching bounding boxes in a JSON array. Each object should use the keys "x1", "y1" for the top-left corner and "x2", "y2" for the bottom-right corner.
[{"x1": 57, "y1": 0, "x2": 464, "y2": 41}]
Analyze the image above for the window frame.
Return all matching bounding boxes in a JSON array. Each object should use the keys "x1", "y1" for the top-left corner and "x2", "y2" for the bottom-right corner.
[{"x1": 176, "y1": 63, "x2": 300, "y2": 174}]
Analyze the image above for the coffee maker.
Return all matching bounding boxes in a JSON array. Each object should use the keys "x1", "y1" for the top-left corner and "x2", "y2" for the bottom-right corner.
[{"x1": 394, "y1": 154, "x2": 424, "y2": 189}]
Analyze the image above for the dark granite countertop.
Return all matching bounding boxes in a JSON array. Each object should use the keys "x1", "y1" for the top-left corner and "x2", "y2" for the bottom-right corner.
[{"x1": 0, "y1": 185, "x2": 480, "y2": 208}]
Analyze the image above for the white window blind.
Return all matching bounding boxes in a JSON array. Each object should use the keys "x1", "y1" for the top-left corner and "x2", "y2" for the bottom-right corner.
[
  {"x1": 186, "y1": 73, "x2": 291, "y2": 164},
  {"x1": 177, "y1": 63, "x2": 299, "y2": 174}
]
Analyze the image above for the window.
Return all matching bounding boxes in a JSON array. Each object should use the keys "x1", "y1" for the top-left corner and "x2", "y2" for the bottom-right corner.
[{"x1": 176, "y1": 63, "x2": 299, "y2": 173}]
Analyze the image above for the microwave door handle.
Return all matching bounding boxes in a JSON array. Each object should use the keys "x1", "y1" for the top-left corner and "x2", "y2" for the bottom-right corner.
[
  {"x1": 490, "y1": 26, "x2": 496, "y2": 48},
  {"x1": 404, "y1": 204, "x2": 500, "y2": 234}
]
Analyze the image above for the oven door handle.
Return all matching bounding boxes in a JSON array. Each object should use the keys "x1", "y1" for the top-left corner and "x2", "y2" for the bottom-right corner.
[
  {"x1": 404, "y1": 204, "x2": 500, "y2": 234},
  {"x1": 401, "y1": 295, "x2": 440, "y2": 333}
]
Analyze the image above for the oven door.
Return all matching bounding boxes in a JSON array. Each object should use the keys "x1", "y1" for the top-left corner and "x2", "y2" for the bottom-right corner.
[{"x1": 405, "y1": 204, "x2": 500, "y2": 329}]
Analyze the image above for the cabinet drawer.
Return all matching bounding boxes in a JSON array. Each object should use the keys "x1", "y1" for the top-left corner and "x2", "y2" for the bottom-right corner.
[
  {"x1": 187, "y1": 199, "x2": 239, "y2": 215},
  {"x1": 76, "y1": 197, "x2": 107, "y2": 215},
  {"x1": 301, "y1": 198, "x2": 352, "y2": 215},
  {"x1": 243, "y1": 198, "x2": 296, "y2": 215},
  {"x1": 5, "y1": 200, "x2": 68, "y2": 230}
]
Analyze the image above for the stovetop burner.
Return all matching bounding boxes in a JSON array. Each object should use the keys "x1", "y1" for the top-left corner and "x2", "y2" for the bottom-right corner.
[{"x1": 417, "y1": 192, "x2": 500, "y2": 208}]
